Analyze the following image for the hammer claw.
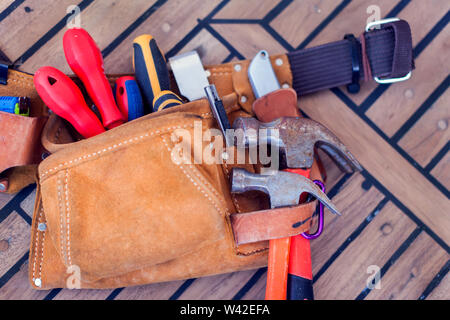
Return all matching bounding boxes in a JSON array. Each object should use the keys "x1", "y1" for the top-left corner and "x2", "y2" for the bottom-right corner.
[
  {"x1": 233, "y1": 117, "x2": 362, "y2": 173},
  {"x1": 230, "y1": 168, "x2": 342, "y2": 215}
]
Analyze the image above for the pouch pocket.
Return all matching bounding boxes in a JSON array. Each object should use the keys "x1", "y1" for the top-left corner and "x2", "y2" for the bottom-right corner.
[
  {"x1": 0, "y1": 111, "x2": 46, "y2": 175},
  {"x1": 37, "y1": 99, "x2": 237, "y2": 282},
  {"x1": 0, "y1": 69, "x2": 48, "y2": 192}
]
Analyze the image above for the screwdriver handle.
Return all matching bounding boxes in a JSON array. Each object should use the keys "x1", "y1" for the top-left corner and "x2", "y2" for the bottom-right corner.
[
  {"x1": 133, "y1": 34, "x2": 171, "y2": 112},
  {"x1": 34, "y1": 66, "x2": 105, "y2": 138},
  {"x1": 63, "y1": 28, "x2": 124, "y2": 129},
  {"x1": 114, "y1": 76, "x2": 144, "y2": 121},
  {"x1": 152, "y1": 90, "x2": 183, "y2": 112}
]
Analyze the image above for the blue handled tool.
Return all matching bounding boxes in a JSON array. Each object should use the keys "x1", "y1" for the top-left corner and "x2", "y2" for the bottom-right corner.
[
  {"x1": 114, "y1": 76, "x2": 144, "y2": 121},
  {"x1": 0, "y1": 96, "x2": 30, "y2": 116}
]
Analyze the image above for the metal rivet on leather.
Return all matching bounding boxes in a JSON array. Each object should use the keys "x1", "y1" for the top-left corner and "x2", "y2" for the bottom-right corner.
[
  {"x1": 234, "y1": 64, "x2": 242, "y2": 72},
  {"x1": 34, "y1": 278, "x2": 42, "y2": 287},
  {"x1": 275, "y1": 58, "x2": 283, "y2": 66},
  {"x1": 38, "y1": 223, "x2": 47, "y2": 232},
  {"x1": 205, "y1": 70, "x2": 211, "y2": 77},
  {"x1": 240, "y1": 95, "x2": 248, "y2": 103},
  {"x1": 282, "y1": 83, "x2": 290, "y2": 89},
  {"x1": 222, "y1": 151, "x2": 229, "y2": 161}
]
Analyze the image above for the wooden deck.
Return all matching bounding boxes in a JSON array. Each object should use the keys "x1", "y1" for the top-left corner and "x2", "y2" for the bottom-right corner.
[{"x1": 0, "y1": 0, "x2": 449, "y2": 300}]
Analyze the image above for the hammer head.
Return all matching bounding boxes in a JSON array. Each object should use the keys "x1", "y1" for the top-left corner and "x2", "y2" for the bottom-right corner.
[
  {"x1": 233, "y1": 117, "x2": 362, "y2": 173},
  {"x1": 231, "y1": 168, "x2": 340, "y2": 215}
]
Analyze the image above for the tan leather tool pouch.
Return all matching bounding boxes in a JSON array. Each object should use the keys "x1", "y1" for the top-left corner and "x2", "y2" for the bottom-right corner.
[
  {"x1": 31, "y1": 94, "x2": 266, "y2": 289},
  {"x1": 31, "y1": 89, "x2": 321, "y2": 289}
]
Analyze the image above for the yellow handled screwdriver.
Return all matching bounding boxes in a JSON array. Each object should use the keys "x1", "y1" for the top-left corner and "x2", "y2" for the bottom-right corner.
[{"x1": 133, "y1": 34, "x2": 183, "y2": 113}]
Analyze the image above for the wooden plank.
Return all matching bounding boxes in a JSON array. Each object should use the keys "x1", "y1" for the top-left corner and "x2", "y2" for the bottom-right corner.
[
  {"x1": 115, "y1": 280, "x2": 185, "y2": 300},
  {"x1": 314, "y1": 201, "x2": 417, "y2": 299},
  {"x1": 311, "y1": 174, "x2": 384, "y2": 274},
  {"x1": 0, "y1": 212, "x2": 30, "y2": 277},
  {"x1": 0, "y1": 0, "x2": 76, "y2": 62},
  {"x1": 306, "y1": 0, "x2": 396, "y2": 47},
  {"x1": 316, "y1": 149, "x2": 345, "y2": 190},
  {"x1": 367, "y1": 232, "x2": 449, "y2": 300},
  {"x1": 174, "y1": 29, "x2": 229, "y2": 65},
  {"x1": 103, "y1": 0, "x2": 222, "y2": 74},
  {"x1": 426, "y1": 271, "x2": 450, "y2": 300},
  {"x1": 53, "y1": 288, "x2": 114, "y2": 300},
  {"x1": 240, "y1": 270, "x2": 266, "y2": 300},
  {"x1": 19, "y1": 0, "x2": 157, "y2": 74},
  {"x1": 177, "y1": 270, "x2": 256, "y2": 300},
  {"x1": 431, "y1": 151, "x2": 450, "y2": 190},
  {"x1": 212, "y1": 24, "x2": 285, "y2": 59},
  {"x1": 0, "y1": 192, "x2": 14, "y2": 210},
  {"x1": 367, "y1": 25, "x2": 449, "y2": 137},
  {"x1": 19, "y1": 186, "x2": 36, "y2": 217},
  {"x1": 214, "y1": 0, "x2": 277, "y2": 20},
  {"x1": 0, "y1": 0, "x2": 16, "y2": 14},
  {"x1": 270, "y1": 0, "x2": 340, "y2": 48},
  {"x1": 0, "y1": 260, "x2": 51, "y2": 300},
  {"x1": 398, "y1": 90, "x2": 449, "y2": 167},
  {"x1": 300, "y1": 89, "x2": 450, "y2": 244}
]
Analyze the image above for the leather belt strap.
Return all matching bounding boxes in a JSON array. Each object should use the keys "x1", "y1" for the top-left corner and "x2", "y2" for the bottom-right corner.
[
  {"x1": 288, "y1": 19, "x2": 414, "y2": 95},
  {"x1": 231, "y1": 200, "x2": 316, "y2": 245}
]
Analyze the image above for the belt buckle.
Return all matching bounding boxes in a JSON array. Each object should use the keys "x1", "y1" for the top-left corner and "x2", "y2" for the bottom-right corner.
[{"x1": 365, "y1": 17, "x2": 412, "y2": 84}]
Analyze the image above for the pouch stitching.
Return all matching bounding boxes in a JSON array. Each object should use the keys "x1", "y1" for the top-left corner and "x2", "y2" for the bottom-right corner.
[
  {"x1": 160, "y1": 135, "x2": 227, "y2": 217},
  {"x1": 57, "y1": 173, "x2": 67, "y2": 265},
  {"x1": 64, "y1": 169, "x2": 73, "y2": 266},
  {"x1": 40, "y1": 108, "x2": 241, "y2": 181},
  {"x1": 207, "y1": 67, "x2": 232, "y2": 72},
  {"x1": 187, "y1": 163, "x2": 228, "y2": 209},
  {"x1": 32, "y1": 206, "x2": 46, "y2": 284},
  {"x1": 222, "y1": 163, "x2": 242, "y2": 213},
  {"x1": 6, "y1": 78, "x2": 34, "y2": 88},
  {"x1": 210, "y1": 72, "x2": 232, "y2": 76},
  {"x1": 236, "y1": 247, "x2": 268, "y2": 256},
  {"x1": 40, "y1": 125, "x2": 196, "y2": 180}
]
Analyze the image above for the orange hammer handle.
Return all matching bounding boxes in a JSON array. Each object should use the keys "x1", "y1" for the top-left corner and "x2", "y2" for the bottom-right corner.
[{"x1": 265, "y1": 237, "x2": 291, "y2": 300}]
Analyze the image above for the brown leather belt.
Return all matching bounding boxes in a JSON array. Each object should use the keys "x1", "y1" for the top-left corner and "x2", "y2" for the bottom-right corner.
[{"x1": 288, "y1": 19, "x2": 414, "y2": 95}]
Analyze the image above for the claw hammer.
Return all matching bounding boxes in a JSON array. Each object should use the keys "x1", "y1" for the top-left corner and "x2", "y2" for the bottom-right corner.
[{"x1": 233, "y1": 116, "x2": 362, "y2": 299}]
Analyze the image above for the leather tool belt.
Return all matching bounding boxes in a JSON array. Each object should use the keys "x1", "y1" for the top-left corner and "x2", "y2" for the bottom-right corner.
[{"x1": 0, "y1": 20, "x2": 414, "y2": 289}]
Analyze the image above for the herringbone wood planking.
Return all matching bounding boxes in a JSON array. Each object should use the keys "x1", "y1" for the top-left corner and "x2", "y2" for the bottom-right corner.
[
  {"x1": 0, "y1": 0, "x2": 77, "y2": 63},
  {"x1": 431, "y1": 151, "x2": 450, "y2": 190},
  {"x1": 0, "y1": 0, "x2": 448, "y2": 300}
]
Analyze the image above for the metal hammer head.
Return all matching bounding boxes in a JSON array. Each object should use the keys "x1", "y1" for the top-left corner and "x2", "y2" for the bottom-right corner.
[
  {"x1": 231, "y1": 168, "x2": 341, "y2": 215},
  {"x1": 233, "y1": 117, "x2": 362, "y2": 173}
]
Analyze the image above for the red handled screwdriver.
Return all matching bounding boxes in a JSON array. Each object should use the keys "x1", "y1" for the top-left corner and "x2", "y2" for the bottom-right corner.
[
  {"x1": 63, "y1": 28, "x2": 124, "y2": 129},
  {"x1": 34, "y1": 66, "x2": 105, "y2": 138}
]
